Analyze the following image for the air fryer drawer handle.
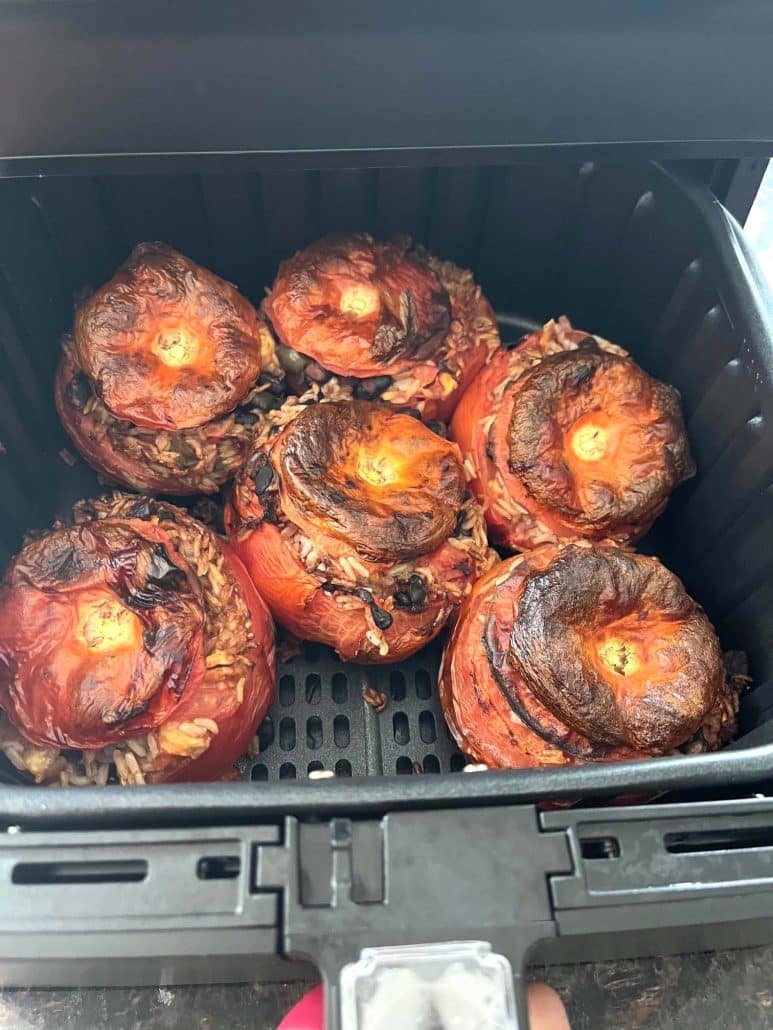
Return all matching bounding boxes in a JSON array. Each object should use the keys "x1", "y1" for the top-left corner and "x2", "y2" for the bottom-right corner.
[
  {"x1": 256, "y1": 807, "x2": 573, "y2": 1029},
  {"x1": 257, "y1": 800, "x2": 773, "y2": 1029}
]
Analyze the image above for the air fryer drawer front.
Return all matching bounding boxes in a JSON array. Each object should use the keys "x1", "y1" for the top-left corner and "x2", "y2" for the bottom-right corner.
[{"x1": 2, "y1": 799, "x2": 773, "y2": 1028}]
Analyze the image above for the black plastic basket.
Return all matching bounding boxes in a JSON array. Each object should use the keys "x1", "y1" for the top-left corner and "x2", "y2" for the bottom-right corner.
[{"x1": 0, "y1": 159, "x2": 772, "y2": 1027}]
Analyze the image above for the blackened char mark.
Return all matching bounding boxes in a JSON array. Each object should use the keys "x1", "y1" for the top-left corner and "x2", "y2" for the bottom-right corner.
[{"x1": 120, "y1": 542, "x2": 189, "y2": 610}]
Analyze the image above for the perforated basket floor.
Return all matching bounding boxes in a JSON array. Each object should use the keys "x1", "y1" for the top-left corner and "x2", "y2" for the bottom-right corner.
[{"x1": 241, "y1": 640, "x2": 466, "y2": 782}]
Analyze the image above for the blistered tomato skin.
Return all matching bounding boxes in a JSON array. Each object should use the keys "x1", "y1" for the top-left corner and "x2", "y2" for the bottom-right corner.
[
  {"x1": 56, "y1": 243, "x2": 283, "y2": 495},
  {"x1": 73, "y1": 242, "x2": 264, "y2": 430},
  {"x1": 440, "y1": 542, "x2": 725, "y2": 770},
  {"x1": 0, "y1": 495, "x2": 276, "y2": 784},
  {"x1": 0, "y1": 520, "x2": 205, "y2": 751},
  {"x1": 226, "y1": 399, "x2": 496, "y2": 664},
  {"x1": 450, "y1": 318, "x2": 695, "y2": 552},
  {"x1": 264, "y1": 234, "x2": 500, "y2": 421}
]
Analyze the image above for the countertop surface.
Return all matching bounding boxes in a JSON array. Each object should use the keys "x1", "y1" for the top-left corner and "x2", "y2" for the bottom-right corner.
[{"x1": 1, "y1": 947, "x2": 773, "y2": 1029}]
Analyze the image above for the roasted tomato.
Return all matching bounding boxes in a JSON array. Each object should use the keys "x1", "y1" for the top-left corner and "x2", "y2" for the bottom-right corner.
[
  {"x1": 226, "y1": 399, "x2": 496, "y2": 663},
  {"x1": 439, "y1": 542, "x2": 729, "y2": 769},
  {"x1": 263, "y1": 234, "x2": 500, "y2": 421},
  {"x1": 451, "y1": 317, "x2": 695, "y2": 551},
  {"x1": 0, "y1": 494, "x2": 275, "y2": 785},
  {"x1": 56, "y1": 243, "x2": 285, "y2": 495}
]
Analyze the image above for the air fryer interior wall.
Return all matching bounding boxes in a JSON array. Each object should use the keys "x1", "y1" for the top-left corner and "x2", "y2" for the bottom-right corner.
[{"x1": 0, "y1": 160, "x2": 771, "y2": 787}]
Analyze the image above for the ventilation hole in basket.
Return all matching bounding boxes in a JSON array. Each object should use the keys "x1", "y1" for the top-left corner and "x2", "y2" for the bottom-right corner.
[
  {"x1": 257, "y1": 716, "x2": 274, "y2": 752},
  {"x1": 450, "y1": 753, "x2": 466, "y2": 772},
  {"x1": 423, "y1": 755, "x2": 441, "y2": 774},
  {"x1": 305, "y1": 673, "x2": 322, "y2": 705},
  {"x1": 303, "y1": 641, "x2": 321, "y2": 662},
  {"x1": 307, "y1": 716, "x2": 323, "y2": 750},
  {"x1": 415, "y1": 669, "x2": 432, "y2": 700},
  {"x1": 332, "y1": 672, "x2": 348, "y2": 703},
  {"x1": 307, "y1": 760, "x2": 324, "y2": 774},
  {"x1": 390, "y1": 670, "x2": 406, "y2": 702},
  {"x1": 279, "y1": 717, "x2": 296, "y2": 752},
  {"x1": 333, "y1": 715, "x2": 350, "y2": 748},
  {"x1": 279, "y1": 762, "x2": 296, "y2": 779},
  {"x1": 251, "y1": 764, "x2": 268, "y2": 781},
  {"x1": 419, "y1": 710, "x2": 437, "y2": 744},
  {"x1": 335, "y1": 759, "x2": 352, "y2": 777},
  {"x1": 393, "y1": 712, "x2": 410, "y2": 745},
  {"x1": 279, "y1": 674, "x2": 295, "y2": 707},
  {"x1": 396, "y1": 756, "x2": 413, "y2": 775}
]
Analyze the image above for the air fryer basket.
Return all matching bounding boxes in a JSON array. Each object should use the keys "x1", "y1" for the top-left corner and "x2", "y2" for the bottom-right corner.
[
  {"x1": 0, "y1": 160, "x2": 771, "y2": 796},
  {"x1": 1, "y1": 161, "x2": 773, "y2": 1027}
]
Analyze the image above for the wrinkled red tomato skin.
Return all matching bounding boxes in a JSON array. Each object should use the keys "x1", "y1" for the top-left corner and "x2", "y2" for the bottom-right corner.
[{"x1": 440, "y1": 556, "x2": 650, "y2": 769}]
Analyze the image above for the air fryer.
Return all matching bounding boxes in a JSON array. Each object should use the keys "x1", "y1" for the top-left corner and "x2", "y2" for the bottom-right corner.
[{"x1": 1, "y1": 5, "x2": 773, "y2": 1030}]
